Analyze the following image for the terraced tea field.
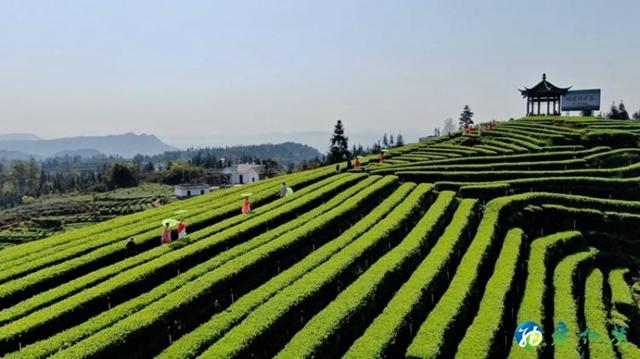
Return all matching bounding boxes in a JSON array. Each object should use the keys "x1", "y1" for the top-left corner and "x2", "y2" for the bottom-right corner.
[
  {"x1": 1, "y1": 117, "x2": 639, "y2": 359},
  {"x1": 0, "y1": 183, "x2": 174, "y2": 247}
]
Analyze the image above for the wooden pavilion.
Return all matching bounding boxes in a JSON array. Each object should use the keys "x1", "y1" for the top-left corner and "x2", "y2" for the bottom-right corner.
[{"x1": 519, "y1": 74, "x2": 571, "y2": 116}]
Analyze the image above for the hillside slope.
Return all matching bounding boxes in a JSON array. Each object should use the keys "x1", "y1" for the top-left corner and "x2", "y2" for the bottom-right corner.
[{"x1": 0, "y1": 117, "x2": 639, "y2": 359}]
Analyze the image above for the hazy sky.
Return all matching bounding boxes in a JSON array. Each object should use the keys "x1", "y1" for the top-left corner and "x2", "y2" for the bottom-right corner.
[{"x1": 1, "y1": 0, "x2": 638, "y2": 145}]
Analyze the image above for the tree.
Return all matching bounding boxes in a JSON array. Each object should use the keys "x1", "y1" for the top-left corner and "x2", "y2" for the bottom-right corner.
[
  {"x1": 382, "y1": 133, "x2": 389, "y2": 148},
  {"x1": 459, "y1": 105, "x2": 474, "y2": 127},
  {"x1": 10, "y1": 161, "x2": 29, "y2": 195},
  {"x1": 108, "y1": 162, "x2": 139, "y2": 189},
  {"x1": 370, "y1": 140, "x2": 382, "y2": 154},
  {"x1": 144, "y1": 161, "x2": 155, "y2": 173},
  {"x1": 633, "y1": 110, "x2": 640, "y2": 120},
  {"x1": 396, "y1": 133, "x2": 405, "y2": 147},
  {"x1": 618, "y1": 101, "x2": 630, "y2": 120},
  {"x1": 444, "y1": 117, "x2": 455, "y2": 135},
  {"x1": 607, "y1": 102, "x2": 621, "y2": 119},
  {"x1": 607, "y1": 101, "x2": 630, "y2": 120},
  {"x1": 389, "y1": 134, "x2": 395, "y2": 147},
  {"x1": 327, "y1": 120, "x2": 350, "y2": 163}
]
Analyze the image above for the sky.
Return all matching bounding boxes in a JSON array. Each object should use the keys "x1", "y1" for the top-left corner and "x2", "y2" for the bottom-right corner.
[{"x1": 0, "y1": 0, "x2": 638, "y2": 148}]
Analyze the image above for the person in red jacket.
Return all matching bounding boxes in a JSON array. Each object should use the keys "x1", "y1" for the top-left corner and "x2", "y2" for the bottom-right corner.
[
  {"x1": 354, "y1": 158, "x2": 361, "y2": 168},
  {"x1": 241, "y1": 196, "x2": 252, "y2": 214},
  {"x1": 177, "y1": 219, "x2": 187, "y2": 239},
  {"x1": 379, "y1": 152, "x2": 385, "y2": 163}
]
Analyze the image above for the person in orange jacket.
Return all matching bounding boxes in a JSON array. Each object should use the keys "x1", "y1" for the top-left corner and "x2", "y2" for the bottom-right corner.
[
  {"x1": 354, "y1": 158, "x2": 360, "y2": 168},
  {"x1": 241, "y1": 196, "x2": 252, "y2": 214}
]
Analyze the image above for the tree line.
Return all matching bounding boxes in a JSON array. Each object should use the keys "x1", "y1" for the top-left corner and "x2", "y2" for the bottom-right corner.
[
  {"x1": 604, "y1": 101, "x2": 640, "y2": 120},
  {"x1": 327, "y1": 120, "x2": 405, "y2": 163}
]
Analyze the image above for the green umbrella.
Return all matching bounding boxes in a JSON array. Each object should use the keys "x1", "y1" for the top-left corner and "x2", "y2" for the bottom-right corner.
[
  {"x1": 381, "y1": 149, "x2": 389, "y2": 153},
  {"x1": 162, "y1": 218, "x2": 180, "y2": 228},
  {"x1": 357, "y1": 156, "x2": 364, "y2": 160},
  {"x1": 241, "y1": 193, "x2": 253, "y2": 198},
  {"x1": 174, "y1": 210, "x2": 187, "y2": 214},
  {"x1": 286, "y1": 187, "x2": 293, "y2": 196}
]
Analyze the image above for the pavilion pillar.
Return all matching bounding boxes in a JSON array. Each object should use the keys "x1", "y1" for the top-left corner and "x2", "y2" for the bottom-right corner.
[
  {"x1": 537, "y1": 101, "x2": 540, "y2": 115},
  {"x1": 527, "y1": 99, "x2": 530, "y2": 115},
  {"x1": 547, "y1": 100, "x2": 550, "y2": 115}
]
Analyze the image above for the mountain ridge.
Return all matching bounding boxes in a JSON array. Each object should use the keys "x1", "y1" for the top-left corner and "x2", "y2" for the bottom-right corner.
[{"x1": 0, "y1": 133, "x2": 178, "y2": 158}]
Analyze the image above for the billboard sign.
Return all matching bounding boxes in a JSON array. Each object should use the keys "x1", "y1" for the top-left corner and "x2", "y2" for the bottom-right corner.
[{"x1": 561, "y1": 89, "x2": 601, "y2": 111}]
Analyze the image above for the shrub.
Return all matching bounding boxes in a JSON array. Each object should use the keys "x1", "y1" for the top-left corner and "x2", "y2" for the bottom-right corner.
[
  {"x1": 584, "y1": 269, "x2": 617, "y2": 359},
  {"x1": 581, "y1": 130, "x2": 638, "y2": 148},
  {"x1": 156, "y1": 183, "x2": 421, "y2": 359},
  {"x1": 275, "y1": 191, "x2": 457, "y2": 359},
  {"x1": 194, "y1": 185, "x2": 435, "y2": 359},
  {"x1": 552, "y1": 248, "x2": 598, "y2": 359},
  {"x1": 455, "y1": 228, "x2": 524, "y2": 359}
]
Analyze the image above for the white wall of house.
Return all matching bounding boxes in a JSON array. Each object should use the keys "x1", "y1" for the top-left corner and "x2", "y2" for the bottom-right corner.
[
  {"x1": 174, "y1": 186, "x2": 210, "y2": 199},
  {"x1": 230, "y1": 168, "x2": 260, "y2": 184}
]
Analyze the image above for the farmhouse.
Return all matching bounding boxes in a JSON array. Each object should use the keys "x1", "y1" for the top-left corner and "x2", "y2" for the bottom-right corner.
[
  {"x1": 224, "y1": 164, "x2": 273, "y2": 184},
  {"x1": 174, "y1": 184, "x2": 211, "y2": 199}
]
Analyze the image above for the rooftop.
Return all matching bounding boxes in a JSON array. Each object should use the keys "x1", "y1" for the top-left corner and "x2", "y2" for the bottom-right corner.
[{"x1": 519, "y1": 73, "x2": 571, "y2": 97}]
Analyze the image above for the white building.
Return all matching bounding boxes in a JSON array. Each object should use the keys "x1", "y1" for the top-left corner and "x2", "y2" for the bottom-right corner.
[
  {"x1": 174, "y1": 184, "x2": 211, "y2": 199},
  {"x1": 224, "y1": 164, "x2": 267, "y2": 184}
]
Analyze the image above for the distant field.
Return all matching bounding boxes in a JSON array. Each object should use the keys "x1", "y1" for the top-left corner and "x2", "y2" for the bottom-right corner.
[
  {"x1": 0, "y1": 117, "x2": 639, "y2": 359},
  {"x1": 0, "y1": 183, "x2": 174, "y2": 248}
]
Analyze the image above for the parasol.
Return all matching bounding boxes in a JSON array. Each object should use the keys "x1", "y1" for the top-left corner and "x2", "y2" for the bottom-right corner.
[{"x1": 162, "y1": 218, "x2": 180, "y2": 228}]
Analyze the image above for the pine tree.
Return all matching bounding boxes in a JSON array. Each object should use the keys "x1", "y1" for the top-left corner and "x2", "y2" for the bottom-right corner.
[
  {"x1": 327, "y1": 120, "x2": 350, "y2": 163},
  {"x1": 396, "y1": 133, "x2": 405, "y2": 147},
  {"x1": 371, "y1": 140, "x2": 382, "y2": 154},
  {"x1": 382, "y1": 133, "x2": 389, "y2": 148},
  {"x1": 607, "y1": 102, "x2": 620, "y2": 119},
  {"x1": 144, "y1": 161, "x2": 155, "y2": 173},
  {"x1": 618, "y1": 101, "x2": 630, "y2": 120},
  {"x1": 389, "y1": 134, "x2": 395, "y2": 147},
  {"x1": 459, "y1": 105, "x2": 474, "y2": 127},
  {"x1": 633, "y1": 110, "x2": 640, "y2": 120}
]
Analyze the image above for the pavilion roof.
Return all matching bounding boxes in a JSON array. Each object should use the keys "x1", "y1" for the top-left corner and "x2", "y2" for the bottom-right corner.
[{"x1": 519, "y1": 73, "x2": 571, "y2": 97}]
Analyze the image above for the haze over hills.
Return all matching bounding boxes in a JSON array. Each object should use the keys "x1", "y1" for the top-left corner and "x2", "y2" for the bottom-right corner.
[
  {"x1": 0, "y1": 133, "x2": 41, "y2": 141},
  {"x1": 53, "y1": 149, "x2": 104, "y2": 158},
  {"x1": 162, "y1": 130, "x2": 421, "y2": 154},
  {"x1": 0, "y1": 128, "x2": 419, "y2": 161},
  {"x1": 0, "y1": 133, "x2": 178, "y2": 158},
  {"x1": 0, "y1": 149, "x2": 40, "y2": 161}
]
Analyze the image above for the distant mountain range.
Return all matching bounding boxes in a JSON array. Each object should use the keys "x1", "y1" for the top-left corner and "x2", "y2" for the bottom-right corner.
[
  {"x1": 0, "y1": 128, "x2": 424, "y2": 161},
  {"x1": 168, "y1": 142, "x2": 322, "y2": 167},
  {"x1": 53, "y1": 149, "x2": 104, "y2": 158},
  {"x1": 0, "y1": 133, "x2": 178, "y2": 159},
  {"x1": 0, "y1": 133, "x2": 41, "y2": 141},
  {"x1": 162, "y1": 130, "x2": 421, "y2": 154},
  {"x1": 0, "y1": 150, "x2": 39, "y2": 161}
]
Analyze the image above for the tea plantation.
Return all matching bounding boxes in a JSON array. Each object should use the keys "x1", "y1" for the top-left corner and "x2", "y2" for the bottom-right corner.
[{"x1": 0, "y1": 117, "x2": 639, "y2": 359}]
